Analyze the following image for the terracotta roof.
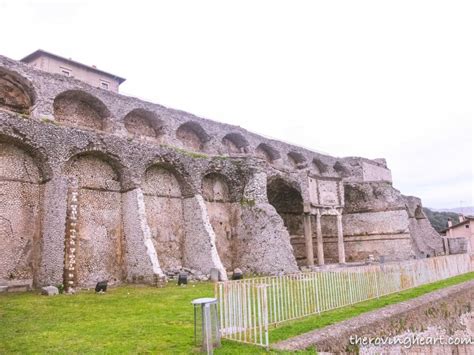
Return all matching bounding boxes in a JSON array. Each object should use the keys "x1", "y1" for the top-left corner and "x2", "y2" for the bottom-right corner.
[{"x1": 21, "y1": 49, "x2": 126, "y2": 84}]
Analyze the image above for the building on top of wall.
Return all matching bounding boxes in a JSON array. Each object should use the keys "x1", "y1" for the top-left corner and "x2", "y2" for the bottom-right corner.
[
  {"x1": 21, "y1": 49, "x2": 126, "y2": 93},
  {"x1": 441, "y1": 216, "x2": 473, "y2": 254}
]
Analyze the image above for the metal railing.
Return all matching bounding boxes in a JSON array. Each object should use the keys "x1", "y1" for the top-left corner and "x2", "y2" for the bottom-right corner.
[{"x1": 215, "y1": 253, "x2": 472, "y2": 349}]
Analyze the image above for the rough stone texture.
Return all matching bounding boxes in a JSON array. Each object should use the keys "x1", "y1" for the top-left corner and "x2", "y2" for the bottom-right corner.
[
  {"x1": 344, "y1": 182, "x2": 445, "y2": 259},
  {"x1": 142, "y1": 165, "x2": 185, "y2": 270},
  {"x1": 0, "y1": 143, "x2": 42, "y2": 287},
  {"x1": 182, "y1": 195, "x2": 227, "y2": 279},
  {"x1": 65, "y1": 154, "x2": 124, "y2": 287},
  {"x1": 0, "y1": 53, "x2": 449, "y2": 288},
  {"x1": 272, "y1": 279, "x2": 474, "y2": 353},
  {"x1": 202, "y1": 173, "x2": 241, "y2": 270},
  {"x1": 236, "y1": 203, "x2": 299, "y2": 274},
  {"x1": 404, "y1": 195, "x2": 445, "y2": 257},
  {"x1": 122, "y1": 188, "x2": 164, "y2": 283},
  {"x1": 41, "y1": 285, "x2": 59, "y2": 296},
  {"x1": 448, "y1": 237, "x2": 468, "y2": 254}
]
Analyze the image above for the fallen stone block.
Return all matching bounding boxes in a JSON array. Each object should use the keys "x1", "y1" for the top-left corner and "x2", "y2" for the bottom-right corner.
[{"x1": 41, "y1": 285, "x2": 59, "y2": 296}]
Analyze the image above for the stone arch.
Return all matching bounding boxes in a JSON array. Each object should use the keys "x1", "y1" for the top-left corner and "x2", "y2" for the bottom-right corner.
[
  {"x1": 176, "y1": 121, "x2": 210, "y2": 151},
  {"x1": 0, "y1": 134, "x2": 52, "y2": 182},
  {"x1": 0, "y1": 67, "x2": 35, "y2": 114},
  {"x1": 312, "y1": 158, "x2": 328, "y2": 175},
  {"x1": 222, "y1": 132, "x2": 249, "y2": 155},
  {"x1": 64, "y1": 152, "x2": 123, "y2": 287},
  {"x1": 202, "y1": 173, "x2": 240, "y2": 270},
  {"x1": 333, "y1": 161, "x2": 351, "y2": 178},
  {"x1": 53, "y1": 90, "x2": 110, "y2": 131},
  {"x1": 288, "y1": 151, "x2": 307, "y2": 169},
  {"x1": 123, "y1": 108, "x2": 164, "y2": 139},
  {"x1": 0, "y1": 140, "x2": 44, "y2": 287},
  {"x1": 256, "y1": 143, "x2": 281, "y2": 163},
  {"x1": 267, "y1": 177, "x2": 304, "y2": 264},
  {"x1": 142, "y1": 163, "x2": 186, "y2": 271}
]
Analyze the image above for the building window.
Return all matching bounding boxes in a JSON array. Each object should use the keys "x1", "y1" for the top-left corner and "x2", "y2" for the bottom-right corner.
[{"x1": 100, "y1": 81, "x2": 109, "y2": 90}]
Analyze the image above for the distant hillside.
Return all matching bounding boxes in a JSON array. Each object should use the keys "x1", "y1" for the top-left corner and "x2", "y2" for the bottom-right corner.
[
  {"x1": 423, "y1": 208, "x2": 460, "y2": 233},
  {"x1": 433, "y1": 206, "x2": 474, "y2": 215}
]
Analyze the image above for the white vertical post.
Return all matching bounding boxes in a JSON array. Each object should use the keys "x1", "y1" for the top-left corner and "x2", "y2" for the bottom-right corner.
[
  {"x1": 303, "y1": 214, "x2": 315, "y2": 266},
  {"x1": 315, "y1": 211, "x2": 325, "y2": 266},
  {"x1": 336, "y1": 212, "x2": 346, "y2": 264}
]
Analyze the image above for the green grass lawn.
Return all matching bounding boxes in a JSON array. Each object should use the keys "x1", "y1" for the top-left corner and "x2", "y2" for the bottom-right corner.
[{"x1": 0, "y1": 272, "x2": 472, "y2": 354}]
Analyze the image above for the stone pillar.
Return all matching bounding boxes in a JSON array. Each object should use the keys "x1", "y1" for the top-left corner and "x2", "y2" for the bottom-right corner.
[
  {"x1": 37, "y1": 175, "x2": 68, "y2": 286},
  {"x1": 122, "y1": 188, "x2": 165, "y2": 283},
  {"x1": 337, "y1": 212, "x2": 346, "y2": 264},
  {"x1": 182, "y1": 195, "x2": 227, "y2": 280},
  {"x1": 303, "y1": 214, "x2": 314, "y2": 266},
  {"x1": 63, "y1": 178, "x2": 79, "y2": 292},
  {"x1": 315, "y1": 211, "x2": 325, "y2": 266}
]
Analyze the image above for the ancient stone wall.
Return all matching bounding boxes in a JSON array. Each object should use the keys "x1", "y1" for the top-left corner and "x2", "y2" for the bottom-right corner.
[
  {"x1": 142, "y1": 165, "x2": 185, "y2": 271},
  {"x1": 65, "y1": 153, "x2": 123, "y2": 287},
  {"x1": 0, "y1": 53, "x2": 448, "y2": 288},
  {"x1": 0, "y1": 142, "x2": 43, "y2": 288}
]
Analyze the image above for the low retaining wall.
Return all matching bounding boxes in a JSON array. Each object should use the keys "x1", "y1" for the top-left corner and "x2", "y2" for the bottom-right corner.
[{"x1": 272, "y1": 279, "x2": 474, "y2": 353}]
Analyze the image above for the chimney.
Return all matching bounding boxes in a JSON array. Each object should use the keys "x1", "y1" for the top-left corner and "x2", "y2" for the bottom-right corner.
[
  {"x1": 447, "y1": 218, "x2": 452, "y2": 228},
  {"x1": 459, "y1": 214, "x2": 464, "y2": 222}
]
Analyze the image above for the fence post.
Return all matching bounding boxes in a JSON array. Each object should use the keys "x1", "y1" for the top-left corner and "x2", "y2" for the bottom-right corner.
[
  {"x1": 260, "y1": 284, "x2": 269, "y2": 350},
  {"x1": 373, "y1": 268, "x2": 380, "y2": 298}
]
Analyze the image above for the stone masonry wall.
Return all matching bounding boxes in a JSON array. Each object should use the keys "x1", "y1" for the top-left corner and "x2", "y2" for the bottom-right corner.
[{"x1": 0, "y1": 53, "x2": 446, "y2": 287}]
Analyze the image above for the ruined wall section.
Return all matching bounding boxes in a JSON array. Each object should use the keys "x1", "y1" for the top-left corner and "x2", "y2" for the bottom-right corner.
[
  {"x1": 0, "y1": 54, "x2": 385, "y2": 180},
  {"x1": 0, "y1": 53, "x2": 444, "y2": 284},
  {"x1": 339, "y1": 157, "x2": 392, "y2": 183},
  {"x1": 65, "y1": 154, "x2": 124, "y2": 287},
  {"x1": 202, "y1": 173, "x2": 242, "y2": 271},
  {"x1": 343, "y1": 182, "x2": 418, "y2": 262},
  {"x1": 234, "y1": 171, "x2": 299, "y2": 274},
  {"x1": 404, "y1": 195, "x2": 445, "y2": 257},
  {"x1": 0, "y1": 142, "x2": 43, "y2": 288},
  {"x1": 142, "y1": 165, "x2": 185, "y2": 271},
  {"x1": 0, "y1": 111, "x2": 275, "y2": 286}
]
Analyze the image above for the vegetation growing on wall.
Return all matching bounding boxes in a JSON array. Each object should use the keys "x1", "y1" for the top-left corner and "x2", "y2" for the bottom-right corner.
[{"x1": 423, "y1": 208, "x2": 460, "y2": 232}]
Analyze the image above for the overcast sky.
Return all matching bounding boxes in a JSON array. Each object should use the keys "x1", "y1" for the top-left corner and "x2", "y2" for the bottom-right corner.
[{"x1": 1, "y1": 0, "x2": 472, "y2": 209}]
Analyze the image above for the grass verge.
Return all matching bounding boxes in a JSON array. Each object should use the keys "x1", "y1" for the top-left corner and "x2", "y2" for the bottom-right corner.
[
  {"x1": 0, "y1": 272, "x2": 472, "y2": 354},
  {"x1": 270, "y1": 271, "x2": 474, "y2": 343}
]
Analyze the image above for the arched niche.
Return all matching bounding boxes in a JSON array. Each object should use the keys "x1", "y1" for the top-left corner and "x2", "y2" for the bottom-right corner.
[
  {"x1": 53, "y1": 90, "x2": 110, "y2": 131},
  {"x1": 312, "y1": 158, "x2": 328, "y2": 175},
  {"x1": 288, "y1": 151, "x2": 307, "y2": 169},
  {"x1": 64, "y1": 152, "x2": 123, "y2": 287},
  {"x1": 222, "y1": 133, "x2": 249, "y2": 155},
  {"x1": 267, "y1": 178, "x2": 304, "y2": 264},
  {"x1": 123, "y1": 108, "x2": 164, "y2": 140},
  {"x1": 333, "y1": 161, "x2": 351, "y2": 178},
  {"x1": 256, "y1": 143, "x2": 280, "y2": 163},
  {"x1": 202, "y1": 173, "x2": 239, "y2": 270},
  {"x1": 0, "y1": 141, "x2": 44, "y2": 287},
  {"x1": 176, "y1": 121, "x2": 209, "y2": 151},
  {"x1": 142, "y1": 164, "x2": 185, "y2": 271},
  {"x1": 0, "y1": 68, "x2": 35, "y2": 114}
]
